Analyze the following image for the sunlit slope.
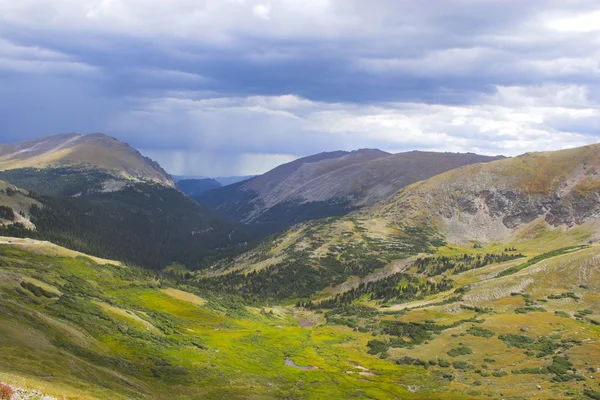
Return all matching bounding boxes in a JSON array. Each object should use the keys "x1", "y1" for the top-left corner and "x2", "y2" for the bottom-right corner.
[
  {"x1": 378, "y1": 143, "x2": 600, "y2": 243},
  {"x1": 0, "y1": 133, "x2": 174, "y2": 187},
  {"x1": 0, "y1": 180, "x2": 40, "y2": 229},
  {"x1": 0, "y1": 241, "x2": 466, "y2": 400}
]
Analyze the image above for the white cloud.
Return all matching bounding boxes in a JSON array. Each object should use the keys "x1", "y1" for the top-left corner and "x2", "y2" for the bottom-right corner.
[
  {"x1": 545, "y1": 9, "x2": 600, "y2": 33},
  {"x1": 252, "y1": 4, "x2": 271, "y2": 20},
  {"x1": 3, "y1": 0, "x2": 600, "y2": 176}
]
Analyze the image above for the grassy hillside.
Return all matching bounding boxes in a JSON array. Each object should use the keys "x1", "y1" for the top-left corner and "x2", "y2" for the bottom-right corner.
[
  {"x1": 2, "y1": 232, "x2": 600, "y2": 399},
  {"x1": 0, "y1": 239, "x2": 460, "y2": 400},
  {"x1": 207, "y1": 143, "x2": 600, "y2": 301}
]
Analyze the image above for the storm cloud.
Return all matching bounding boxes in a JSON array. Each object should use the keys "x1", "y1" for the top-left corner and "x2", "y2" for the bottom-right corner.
[{"x1": 1, "y1": 0, "x2": 599, "y2": 175}]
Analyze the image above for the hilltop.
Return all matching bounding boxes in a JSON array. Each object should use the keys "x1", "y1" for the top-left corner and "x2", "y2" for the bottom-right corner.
[{"x1": 0, "y1": 133, "x2": 174, "y2": 188}]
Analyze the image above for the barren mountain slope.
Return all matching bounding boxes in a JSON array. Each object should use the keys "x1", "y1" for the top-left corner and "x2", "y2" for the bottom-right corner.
[
  {"x1": 197, "y1": 149, "x2": 501, "y2": 227},
  {"x1": 0, "y1": 133, "x2": 174, "y2": 187}
]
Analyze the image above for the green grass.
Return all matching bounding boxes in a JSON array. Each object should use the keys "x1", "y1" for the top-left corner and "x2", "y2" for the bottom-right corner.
[
  {"x1": 496, "y1": 245, "x2": 589, "y2": 278},
  {"x1": 2, "y1": 236, "x2": 600, "y2": 399},
  {"x1": 0, "y1": 244, "x2": 452, "y2": 400}
]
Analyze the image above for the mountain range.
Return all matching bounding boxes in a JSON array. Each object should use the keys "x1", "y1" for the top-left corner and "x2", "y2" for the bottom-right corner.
[
  {"x1": 1, "y1": 133, "x2": 600, "y2": 400},
  {"x1": 196, "y1": 148, "x2": 503, "y2": 231}
]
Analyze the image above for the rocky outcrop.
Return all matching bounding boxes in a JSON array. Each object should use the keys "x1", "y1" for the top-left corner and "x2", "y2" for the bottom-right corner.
[{"x1": 380, "y1": 144, "x2": 600, "y2": 243}]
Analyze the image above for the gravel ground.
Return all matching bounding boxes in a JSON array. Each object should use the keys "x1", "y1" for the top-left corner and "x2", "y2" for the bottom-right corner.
[{"x1": 6, "y1": 385, "x2": 61, "y2": 400}]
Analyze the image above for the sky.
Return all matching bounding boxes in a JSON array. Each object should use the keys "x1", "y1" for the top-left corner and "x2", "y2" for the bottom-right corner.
[{"x1": 1, "y1": 0, "x2": 600, "y2": 176}]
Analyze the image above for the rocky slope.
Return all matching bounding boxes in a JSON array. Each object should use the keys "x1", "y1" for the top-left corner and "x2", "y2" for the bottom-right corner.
[
  {"x1": 196, "y1": 149, "x2": 502, "y2": 230},
  {"x1": 0, "y1": 133, "x2": 174, "y2": 187},
  {"x1": 0, "y1": 180, "x2": 39, "y2": 230},
  {"x1": 204, "y1": 143, "x2": 600, "y2": 298},
  {"x1": 377, "y1": 143, "x2": 600, "y2": 243}
]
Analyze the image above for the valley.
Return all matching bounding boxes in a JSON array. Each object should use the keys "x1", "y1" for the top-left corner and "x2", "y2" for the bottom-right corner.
[
  {"x1": 1, "y1": 229, "x2": 599, "y2": 399},
  {"x1": 1, "y1": 134, "x2": 600, "y2": 399}
]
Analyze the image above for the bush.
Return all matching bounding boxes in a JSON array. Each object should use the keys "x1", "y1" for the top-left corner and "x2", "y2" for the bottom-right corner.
[
  {"x1": 499, "y1": 334, "x2": 535, "y2": 348},
  {"x1": 584, "y1": 389, "x2": 600, "y2": 400},
  {"x1": 367, "y1": 339, "x2": 389, "y2": 355},
  {"x1": 447, "y1": 346, "x2": 473, "y2": 357},
  {"x1": 20, "y1": 281, "x2": 56, "y2": 298},
  {"x1": 396, "y1": 356, "x2": 429, "y2": 369},
  {"x1": 453, "y1": 361, "x2": 474, "y2": 370},
  {"x1": 467, "y1": 326, "x2": 495, "y2": 338},
  {"x1": 492, "y1": 370, "x2": 508, "y2": 377},
  {"x1": 0, "y1": 383, "x2": 13, "y2": 400},
  {"x1": 438, "y1": 359, "x2": 451, "y2": 368}
]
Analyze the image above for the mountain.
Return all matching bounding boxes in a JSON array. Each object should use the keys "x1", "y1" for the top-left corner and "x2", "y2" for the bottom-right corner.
[
  {"x1": 3, "y1": 141, "x2": 600, "y2": 399},
  {"x1": 0, "y1": 133, "x2": 174, "y2": 187},
  {"x1": 214, "y1": 175, "x2": 257, "y2": 186},
  {"x1": 2, "y1": 143, "x2": 600, "y2": 400},
  {"x1": 200, "y1": 143, "x2": 600, "y2": 300},
  {"x1": 177, "y1": 178, "x2": 222, "y2": 197},
  {"x1": 376, "y1": 143, "x2": 600, "y2": 244},
  {"x1": 173, "y1": 175, "x2": 257, "y2": 186},
  {"x1": 196, "y1": 149, "x2": 502, "y2": 231},
  {"x1": 0, "y1": 133, "x2": 249, "y2": 269}
]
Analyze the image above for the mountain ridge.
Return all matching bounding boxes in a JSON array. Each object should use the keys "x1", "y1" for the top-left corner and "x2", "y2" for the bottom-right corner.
[
  {"x1": 0, "y1": 133, "x2": 175, "y2": 187},
  {"x1": 196, "y1": 148, "x2": 503, "y2": 230}
]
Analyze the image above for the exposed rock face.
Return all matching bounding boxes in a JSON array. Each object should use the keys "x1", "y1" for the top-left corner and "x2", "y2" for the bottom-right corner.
[{"x1": 381, "y1": 144, "x2": 600, "y2": 243}]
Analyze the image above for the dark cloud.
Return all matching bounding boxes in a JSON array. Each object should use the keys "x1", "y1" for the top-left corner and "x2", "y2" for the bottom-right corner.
[{"x1": 1, "y1": 0, "x2": 599, "y2": 175}]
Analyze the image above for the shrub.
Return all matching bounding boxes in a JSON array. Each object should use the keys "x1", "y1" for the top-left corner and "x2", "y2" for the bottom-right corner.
[
  {"x1": 0, "y1": 383, "x2": 13, "y2": 400},
  {"x1": 453, "y1": 361, "x2": 475, "y2": 370},
  {"x1": 499, "y1": 334, "x2": 535, "y2": 349},
  {"x1": 367, "y1": 339, "x2": 389, "y2": 355},
  {"x1": 438, "y1": 359, "x2": 451, "y2": 368},
  {"x1": 467, "y1": 326, "x2": 495, "y2": 338},
  {"x1": 396, "y1": 356, "x2": 429, "y2": 369},
  {"x1": 447, "y1": 346, "x2": 473, "y2": 357},
  {"x1": 20, "y1": 281, "x2": 56, "y2": 298},
  {"x1": 584, "y1": 389, "x2": 600, "y2": 400},
  {"x1": 492, "y1": 370, "x2": 508, "y2": 377}
]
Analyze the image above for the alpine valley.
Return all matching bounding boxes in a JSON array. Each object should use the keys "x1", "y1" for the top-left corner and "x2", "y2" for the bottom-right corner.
[{"x1": 1, "y1": 133, "x2": 600, "y2": 400}]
